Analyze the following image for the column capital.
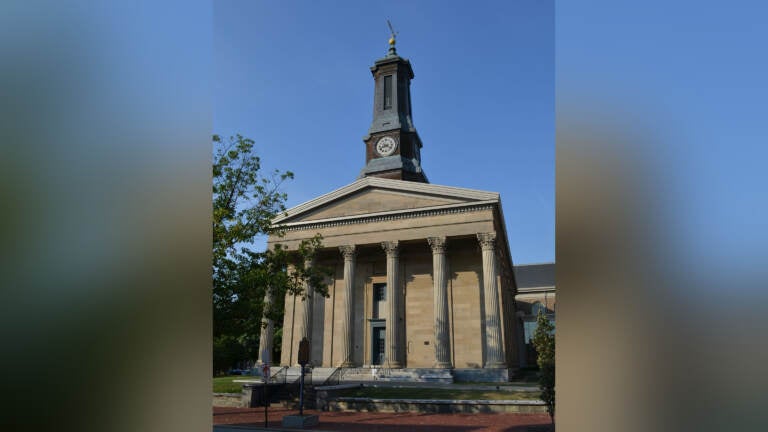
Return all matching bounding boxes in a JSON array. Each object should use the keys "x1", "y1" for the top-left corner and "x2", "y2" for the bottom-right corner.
[
  {"x1": 339, "y1": 245, "x2": 356, "y2": 260},
  {"x1": 427, "y1": 236, "x2": 447, "y2": 254},
  {"x1": 476, "y1": 232, "x2": 497, "y2": 251},
  {"x1": 381, "y1": 240, "x2": 400, "y2": 258}
]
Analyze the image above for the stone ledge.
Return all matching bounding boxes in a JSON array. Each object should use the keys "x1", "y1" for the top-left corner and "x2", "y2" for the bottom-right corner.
[
  {"x1": 328, "y1": 397, "x2": 547, "y2": 414},
  {"x1": 282, "y1": 414, "x2": 319, "y2": 429},
  {"x1": 338, "y1": 397, "x2": 545, "y2": 405},
  {"x1": 212, "y1": 393, "x2": 245, "y2": 408},
  {"x1": 452, "y1": 368, "x2": 511, "y2": 383},
  {"x1": 315, "y1": 383, "x2": 362, "y2": 391}
]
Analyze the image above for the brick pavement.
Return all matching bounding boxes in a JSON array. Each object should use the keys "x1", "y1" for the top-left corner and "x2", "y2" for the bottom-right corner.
[{"x1": 213, "y1": 407, "x2": 554, "y2": 432}]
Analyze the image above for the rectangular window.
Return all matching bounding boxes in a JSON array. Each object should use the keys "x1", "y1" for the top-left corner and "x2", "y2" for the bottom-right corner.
[
  {"x1": 383, "y1": 75, "x2": 393, "y2": 109},
  {"x1": 372, "y1": 283, "x2": 386, "y2": 318},
  {"x1": 524, "y1": 317, "x2": 556, "y2": 343},
  {"x1": 524, "y1": 320, "x2": 537, "y2": 343},
  {"x1": 374, "y1": 283, "x2": 386, "y2": 301}
]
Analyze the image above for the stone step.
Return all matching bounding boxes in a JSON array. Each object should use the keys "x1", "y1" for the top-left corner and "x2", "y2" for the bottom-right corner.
[{"x1": 342, "y1": 368, "x2": 454, "y2": 384}]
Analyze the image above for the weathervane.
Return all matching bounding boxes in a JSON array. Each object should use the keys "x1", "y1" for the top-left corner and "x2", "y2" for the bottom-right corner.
[{"x1": 386, "y1": 19, "x2": 398, "y2": 55}]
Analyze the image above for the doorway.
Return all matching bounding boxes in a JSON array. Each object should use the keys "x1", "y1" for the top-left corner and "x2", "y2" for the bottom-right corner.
[{"x1": 371, "y1": 324, "x2": 386, "y2": 365}]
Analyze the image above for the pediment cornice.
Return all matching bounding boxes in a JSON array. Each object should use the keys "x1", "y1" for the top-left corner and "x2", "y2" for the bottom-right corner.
[{"x1": 273, "y1": 177, "x2": 500, "y2": 225}]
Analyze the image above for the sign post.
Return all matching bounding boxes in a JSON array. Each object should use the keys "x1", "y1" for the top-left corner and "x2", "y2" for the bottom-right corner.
[
  {"x1": 297, "y1": 337, "x2": 310, "y2": 416},
  {"x1": 281, "y1": 337, "x2": 318, "y2": 429},
  {"x1": 261, "y1": 349, "x2": 270, "y2": 428}
]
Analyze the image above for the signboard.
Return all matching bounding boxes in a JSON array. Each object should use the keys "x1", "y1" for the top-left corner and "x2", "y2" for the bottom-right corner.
[
  {"x1": 298, "y1": 337, "x2": 310, "y2": 365},
  {"x1": 260, "y1": 349, "x2": 270, "y2": 378}
]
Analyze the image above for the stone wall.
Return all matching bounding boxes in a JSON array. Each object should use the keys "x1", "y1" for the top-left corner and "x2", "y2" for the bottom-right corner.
[
  {"x1": 212, "y1": 393, "x2": 244, "y2": 408},
  {"x1": 326, "y1": 397, "x2": 547, "y2": 414}
]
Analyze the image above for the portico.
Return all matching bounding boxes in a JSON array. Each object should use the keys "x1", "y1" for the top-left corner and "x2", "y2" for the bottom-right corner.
[{"x1": 266, "y1": 177, "x2": 519, "y2": 377}]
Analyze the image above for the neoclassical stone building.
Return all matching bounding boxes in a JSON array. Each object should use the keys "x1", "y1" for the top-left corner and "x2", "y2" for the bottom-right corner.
[{"x1": 259, "y1": 39, "x2": 521, "y2": 381}]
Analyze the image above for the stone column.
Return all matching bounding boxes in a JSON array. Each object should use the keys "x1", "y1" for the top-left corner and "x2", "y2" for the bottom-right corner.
[
  {"x1": 477, "y1": 232, "x2": 506, "y2": 368},
  {"x1": 381, "y1": 241, "x2": 403, "y2": 368},
  {"x1": 428, "y1": 236, "x2": 452, "y2": 368},
  {"x1": 300, "y1": 256, "x2": 315, "y2": 343},
  {"x1": 338, "y1": 245, "x2": 356, "y2": 367},
  {"x1": 257, "y1": 286, "x2": 274, "y2": 366}
]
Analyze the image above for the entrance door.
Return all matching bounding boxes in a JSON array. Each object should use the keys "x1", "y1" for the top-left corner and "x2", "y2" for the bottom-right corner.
[{"x1": 372, "y1": 326, "x2": 386, "y2": 365}]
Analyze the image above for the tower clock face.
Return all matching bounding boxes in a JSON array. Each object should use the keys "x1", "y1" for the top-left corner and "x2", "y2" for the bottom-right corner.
[{"x1": 376, "y1": 136, "x2": 397, "y2": 156}]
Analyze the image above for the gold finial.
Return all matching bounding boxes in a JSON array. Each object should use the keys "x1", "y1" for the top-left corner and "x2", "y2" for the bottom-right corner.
[{"x1": 386, "y1": 19, "x2": 398, "y2": 48}]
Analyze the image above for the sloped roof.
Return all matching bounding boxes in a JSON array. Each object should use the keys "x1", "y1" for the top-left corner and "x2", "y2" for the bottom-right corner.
[{"x1": 513, "y1": 263, "x2": 555, "y2": 290}]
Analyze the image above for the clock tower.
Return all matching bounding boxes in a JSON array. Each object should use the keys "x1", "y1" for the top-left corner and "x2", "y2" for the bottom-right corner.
[{"x1": 359, "y1": 36, "x2": 428, "y2": 183}]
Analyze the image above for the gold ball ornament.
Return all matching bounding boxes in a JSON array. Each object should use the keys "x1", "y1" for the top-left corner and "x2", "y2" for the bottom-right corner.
[{"x1": 389, "y1": 37, "x2": 396, "y2": 45}]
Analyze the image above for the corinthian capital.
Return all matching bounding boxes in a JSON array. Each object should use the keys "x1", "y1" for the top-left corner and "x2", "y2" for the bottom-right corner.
[
  {"x1": 381, "y1": 240, "x2": 400, "y2": 258},
  {"x1": 427, "y1": 236, "x2": 447, "y2": 254},
  {"x1": 476, "y1": 232, "x2": 497, "y2": 250},
  {"x1": 338, "y1": 245, "x2": 356, "y2": 260}
]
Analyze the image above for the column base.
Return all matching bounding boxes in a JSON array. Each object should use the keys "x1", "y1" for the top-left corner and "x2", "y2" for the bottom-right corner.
[
  {"x1": 340, "y1": 361, "x2": 354, "y2": 368},
  {"x1": 386, "y1": 362, "x2": 403, "y2": 369},
  {"x1": 434, "y1": 361, "x2": 453, "y2": 369},
  {"x1": 484, "y1": 362, "x2": 508, "y2": 369}
]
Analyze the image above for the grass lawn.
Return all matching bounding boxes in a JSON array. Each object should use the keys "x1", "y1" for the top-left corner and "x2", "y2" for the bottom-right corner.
[
  {"x1": 213, "y1": 376, "x2": 249, "y2": 393},
  {"x1": 339, "y1": 387, "x2": 541, "y2": 400}
]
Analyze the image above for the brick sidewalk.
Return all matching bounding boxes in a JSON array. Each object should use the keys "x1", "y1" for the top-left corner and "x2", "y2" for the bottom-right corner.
[{"x1": 213, "y1": 407, "x2": 554, "y2": 432}]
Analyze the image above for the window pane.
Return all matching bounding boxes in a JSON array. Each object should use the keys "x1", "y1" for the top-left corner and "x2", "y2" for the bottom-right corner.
[
  {"x1": 372, "y1": 283, "x2": 386, "y2": 318},
  {"x1": 383, "y1": 75, "x2": 392, "y2": 109},
  {"x1": 532, "y1": 301, "x2": 544, "y2": 315}
]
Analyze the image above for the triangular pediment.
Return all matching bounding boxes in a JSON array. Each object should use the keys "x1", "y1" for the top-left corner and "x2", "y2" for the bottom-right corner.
[{"x1": 273, "y1": 177, "x2": 499, "y2": 225}]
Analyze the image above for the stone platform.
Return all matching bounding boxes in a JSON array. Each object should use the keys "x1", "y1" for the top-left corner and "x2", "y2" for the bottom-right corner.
[
  {"x1": 328, "y1": 397, "x2": 547, "y2": 414},
  {"x1": 281, "y1": 414, "x2": 319, "y2": 428},
  {"x1": 310, "y1": 367, "x2": 455, "y2": 384}
]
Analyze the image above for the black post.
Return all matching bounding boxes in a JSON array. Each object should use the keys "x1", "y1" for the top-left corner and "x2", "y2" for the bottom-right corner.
[
  {"x1": 297, "y1": 337, "x2": 310, "y2": 417},
  {"x1": 299, "y1": 364, "x2": 305, "y2": 416},
  {"x1": 264, "y1": 383, "x2": 268, "y2": 428},
  {"x1": 262, "y1": 362, "x2": 269, "y2": 428}
]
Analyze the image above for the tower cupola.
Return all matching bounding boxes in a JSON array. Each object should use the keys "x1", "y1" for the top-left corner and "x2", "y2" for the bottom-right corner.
[{"x1": 359, "y1": 28, "x2": 427, "y2": 183}]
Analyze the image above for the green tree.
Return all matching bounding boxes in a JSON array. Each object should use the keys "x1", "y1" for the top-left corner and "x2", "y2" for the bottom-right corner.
[
  {"x1": 532, "y1": 310, "x2": 555, "y2": 423},
  {"x1": 212, "y1": 134, "x2": 329, "y2": 374}
]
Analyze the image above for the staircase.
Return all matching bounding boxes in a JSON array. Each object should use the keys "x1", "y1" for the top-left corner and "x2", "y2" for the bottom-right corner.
[
  {"x1": 339, "y1": 367, "x2": 378, "y2": 383},
  {"x1": 314, "y1": 367, "x2": 454, "y2": 384},
  {"x1": 376, "y1": 368, "x2": 453, "y2": 383}
]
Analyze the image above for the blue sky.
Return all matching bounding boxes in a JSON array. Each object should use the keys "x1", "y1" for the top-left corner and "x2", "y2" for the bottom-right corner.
[
  {"x1": 214, "y1": 0, "x2": 554, "y2": 264},
  {"x1": 557, "y1": 2, "x2": 767, "y2": 273}
]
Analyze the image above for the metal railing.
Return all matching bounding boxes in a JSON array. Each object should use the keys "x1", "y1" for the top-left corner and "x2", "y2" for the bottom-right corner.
[
  {"x1": 323, "y1": 367, "x2": 343, "y2": 386},
  {"x1": 268, "y1": 366, "x2": 289, "y2": 384}
]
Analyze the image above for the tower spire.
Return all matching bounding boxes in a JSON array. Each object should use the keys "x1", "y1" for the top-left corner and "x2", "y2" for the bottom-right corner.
[{"x1": 386, "y1": 19, "x2": 398, "y2": 56}]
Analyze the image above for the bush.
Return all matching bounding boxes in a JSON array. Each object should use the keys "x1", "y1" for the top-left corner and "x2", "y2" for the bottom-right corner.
[{"x1": 531, "y1": 310, "x2": 555, "y2": 423}]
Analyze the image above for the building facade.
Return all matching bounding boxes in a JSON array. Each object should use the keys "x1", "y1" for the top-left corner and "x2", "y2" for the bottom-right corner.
[
  {"x1": 513, "y1": 263, "x2": 556, "y2": 368},
  {"x1": 259, "y1": 39, "x2": 524, "y2": 380}
]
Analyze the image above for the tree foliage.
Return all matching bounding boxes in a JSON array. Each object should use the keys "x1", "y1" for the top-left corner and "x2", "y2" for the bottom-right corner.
[
  {"x1": 212, "y1": 133, "x2": 292, "y2": 270},
  {"x1": 532, "y1": 309, "x2": 555, "y2": 422},
  {"x1": 212, "y1": 134, "x2": 330, "y2": 374}
]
